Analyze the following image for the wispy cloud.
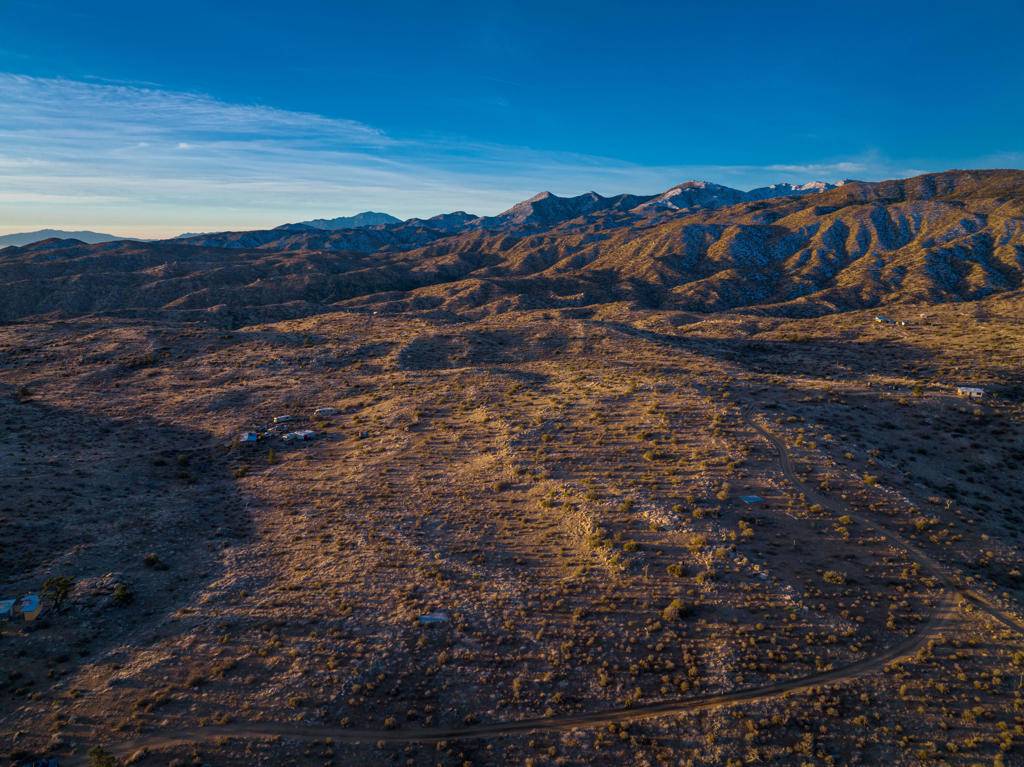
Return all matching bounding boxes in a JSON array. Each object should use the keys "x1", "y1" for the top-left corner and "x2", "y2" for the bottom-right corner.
[{"x1": 0, "y1": 74, "x2": 982, "y2": 237}]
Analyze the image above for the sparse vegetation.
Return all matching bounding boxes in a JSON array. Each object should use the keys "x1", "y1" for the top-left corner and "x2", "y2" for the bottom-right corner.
[
  {"x1": 41, "y1": 575, "x2": 74, "y2": 611},
  {"x1": 2, "y1": 184, "x2": 1023, "y2": 765}
]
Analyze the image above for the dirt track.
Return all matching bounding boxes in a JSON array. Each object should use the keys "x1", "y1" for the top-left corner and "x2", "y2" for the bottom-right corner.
[
  {"x1": 66, "y1": 589, "x2": 954, "y2": 761},
  {"x1": 745, "y1": 414, "x2": 1024, "y2": 636},
  {"x1": 62, "y1": 413, "x2": 1020, "y2": 763}
]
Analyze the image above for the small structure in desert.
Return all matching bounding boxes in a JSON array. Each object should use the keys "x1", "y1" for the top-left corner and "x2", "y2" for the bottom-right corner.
[
  {"x1": 313, "y1": 407, "x2": 340, "y2": 418},
  {"x1": 874, "y1": 315, "x2": 894, "y2": 325},
  {"x1": 273, "y1": 415, "x2": 294, "y2": 424},
  {"x1": 1, "y1": 594, "x2": 42, "y2": 622},
  {"x1": 18, "y1": 594, "x2": 42, "y2": 621},
  {"x1": 956, "y1": 386, "x2": 985, "y2": 399},
  {"x1": 282, "y1": 429, "x2": 316, "y2": 442},
  {"x1": 239, "y1": 431, "x2": 260, "y2": 444},
  {"x1": 418, "y1": 611, "x2": 450, "y2": 625}
]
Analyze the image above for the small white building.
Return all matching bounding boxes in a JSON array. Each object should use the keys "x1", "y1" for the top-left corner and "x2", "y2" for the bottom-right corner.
[
  {"x1": 313, "y1": 407, "x2": 340, "y2": 418},
  {"x1": 956, "y1": 386, "x2": 985, "y2": 399},
  {"x1": 282, "y1": 429, "x2": 316, "y2": 442}
]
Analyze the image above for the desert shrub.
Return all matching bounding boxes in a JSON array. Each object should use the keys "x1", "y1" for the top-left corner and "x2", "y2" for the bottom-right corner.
[
  {"x1": 912, "y1": 515, "x2": 938, "y2": 531},
  {"x1": 822, "y1": 570, "x2": 846, "y2": 585},
  {"x1": 42, "y1": 575, "x2": 74, "y2": 611},
  {"x1": 661, "y1": 599, "x2": 690, "y2": 622},
  {"x1": 113, "y1": 583, "x2": 134, "y2": 606},
  {"x1": 88, "y1": 746, "x2": 119, "y2": 767},
  {"x1": 684, "y1": 532, "x2": 708, "y2": 554},
  {"x1": 666, "y1": 563, "x2": 684, "y2": 577},
  {"x1": 143, "y1": 553, "x2": 167, "y2": 570},
  {"x1": 695, "y1": 569, "x2": 715, "y2": 585}
]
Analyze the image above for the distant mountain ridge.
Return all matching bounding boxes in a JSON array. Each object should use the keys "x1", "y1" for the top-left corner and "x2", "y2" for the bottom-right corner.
[
  {"x1": 177, "y1": 179, "x2": 842, "y2": 250},
  {"x1": 3, "y1": 170, "x2": 1022, "y2": 325},
  {"x1": 290, "y1": 211, "x2": 402, "y2": 230},
  {"x1": 2, "y1": 181, "x2": 843, "y2": 250},
  {"x1": 0, "y1": 229, "x2": 127, "y2": 248}
]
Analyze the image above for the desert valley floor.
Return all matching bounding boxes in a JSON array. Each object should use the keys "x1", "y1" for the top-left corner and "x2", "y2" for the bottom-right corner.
[{"x1": 2, "y1": 291, "x2": 1023, "y2": 766}]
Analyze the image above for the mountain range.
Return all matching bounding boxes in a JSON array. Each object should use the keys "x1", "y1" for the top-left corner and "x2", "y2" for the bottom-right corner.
[
  {"x1": 0, "y1": 228, "x2": 127, "y2": 248},
  {"x1": 176, "y1": 179, "x2": 846, "y2": 249},
  {"x1": 1, "y1": 170, "x2": 1021, "y2": 324},
  {"x1": 0, "y1": 180, "x2": 840, "y2": 250}
]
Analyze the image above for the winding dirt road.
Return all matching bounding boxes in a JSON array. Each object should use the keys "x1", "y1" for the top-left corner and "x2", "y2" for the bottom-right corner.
[
  {"x1": 745, "y1": 414, "x2": 1024, "y2": 635},
  {"x1": 62, "y1": 414, "x2": 1022, "y2": 763},
  {"x1": 70, "y1": 591, "x2": 953, "y2": 761}
]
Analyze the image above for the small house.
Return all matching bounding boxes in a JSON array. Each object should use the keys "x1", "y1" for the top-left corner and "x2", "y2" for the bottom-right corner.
[
  {"x1": 956, "y1": 386, "x2": 984, "y2": 399},
  {"x1": 313, "y1": 407, "x2": 340, "y2": 418},
  {"x1": 282, "y1": 429, "x2": 316, "y2": 442}
]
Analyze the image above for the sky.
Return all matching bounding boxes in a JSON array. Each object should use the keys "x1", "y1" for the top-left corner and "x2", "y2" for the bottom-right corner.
[{"x1": 1, "y1": 0, "x2": 1023, "y2": 238}]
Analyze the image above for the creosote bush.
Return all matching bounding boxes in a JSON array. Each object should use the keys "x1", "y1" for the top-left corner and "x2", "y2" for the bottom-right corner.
[{"x1": 661, "y1": 599, "x2": 690, "y2": 622}]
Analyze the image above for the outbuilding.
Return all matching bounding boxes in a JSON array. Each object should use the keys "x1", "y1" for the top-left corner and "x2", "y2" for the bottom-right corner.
[
  {"x1": 282, "y1": 429, "x2": 316, "y2": 442},
  {"x1": 239, "y1": 431, "x2": 260, "y2": 444},
  {"x1": 18, "y1": 594, "x2": 42, "y2": 621},
  {"x1": 313, "y1": 407, "x2": 340, "y2": 418},
  {"x1": 956, "y1": 386, "x2": 985, "y2": 399}
]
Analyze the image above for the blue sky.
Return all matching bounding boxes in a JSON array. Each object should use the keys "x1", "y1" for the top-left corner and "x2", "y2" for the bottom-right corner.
[{"x1": 2, "y1": 0, "x2": 1023, "y2": 237}]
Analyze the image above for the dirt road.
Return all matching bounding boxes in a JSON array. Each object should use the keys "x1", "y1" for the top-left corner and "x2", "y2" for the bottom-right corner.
[
  {"x1": 61, "y1": 415, "x2": 998, "y2": 763},
  {"x1": 745, "y1": 414, "x2": 1024, "y2": 635}
]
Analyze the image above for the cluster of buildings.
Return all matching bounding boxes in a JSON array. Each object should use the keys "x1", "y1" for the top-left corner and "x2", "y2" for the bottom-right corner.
[{"x1": 238, "y1": 406, "x2": 341, "y2": 445}]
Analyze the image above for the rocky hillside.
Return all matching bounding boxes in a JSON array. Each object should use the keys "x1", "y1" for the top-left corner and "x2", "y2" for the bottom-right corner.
[{"x1": 1, "y1": 170, "x2": 1022, "y2": 324}]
